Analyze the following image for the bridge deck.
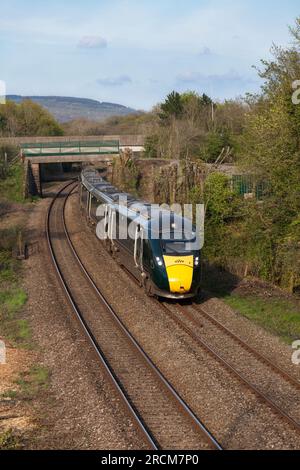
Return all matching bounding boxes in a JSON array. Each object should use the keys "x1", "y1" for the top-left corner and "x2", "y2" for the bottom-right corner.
[{"x1": 21, "y1": 140, "x2": 120, "y2": 157}]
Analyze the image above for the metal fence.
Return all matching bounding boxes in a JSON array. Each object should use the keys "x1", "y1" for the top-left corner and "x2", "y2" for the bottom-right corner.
[
  {"x1": 232, "y1": 175, "x2": 268, "y2": 200},
  {"x1": 0, "y1": 152, "x2": 19, "y2": 178}
]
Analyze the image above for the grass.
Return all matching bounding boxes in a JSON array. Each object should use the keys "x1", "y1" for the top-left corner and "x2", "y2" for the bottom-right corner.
[
  {"x1": 1, "y1": 389, "x2": 18, "y2": 400},
  {"x1": 0, "y1": 163, "x2": 24, "y2": 203},
  {"x1": 0, "y1": 226, "x2": 31, "y2": 347},
  {"x1": 1, "y1": 365, "x2": 50, "y2": 402},
  {"x1": 0, "y1": 287, "x2": 30, "y2": 347},
  {"x1": 0, "y1": 288, "x2": 27, "y2": 316},
  {"x1": 223, "y1": 294, "x2": 300, "y2": 343},
  {"x1": 0, "y1": 429, "x2": 20, "y2": 450},
  {"x1": 0, "y1": 161, "x2": 39, "y2": 204},
  {"x1": 202, "y1": 263, "x2": 300, "y2": 343},
  {"x1": 0, "y1": 251, "x2": 18, "y2": 283},
  {"x1": 16, "y1": 366, "x2": 50, "y2": 399}
]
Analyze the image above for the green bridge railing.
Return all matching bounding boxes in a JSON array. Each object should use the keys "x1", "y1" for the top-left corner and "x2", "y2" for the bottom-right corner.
[{"x1": 21, "y1": 140, "x2": 120, "y2": 157}]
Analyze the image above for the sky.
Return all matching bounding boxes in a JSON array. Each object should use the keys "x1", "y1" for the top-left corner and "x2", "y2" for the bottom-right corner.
[{"x1": 0, "y1": 0, "x2": 299, "y2": 110}]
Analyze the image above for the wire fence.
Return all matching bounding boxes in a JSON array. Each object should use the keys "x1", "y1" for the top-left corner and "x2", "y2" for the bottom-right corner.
[
  {"x1": 232, "y1": 175, "x2": 268, "y2": 200},
  {"x1": 0, "y1": 152, "x2": 20, "y2": 179}
]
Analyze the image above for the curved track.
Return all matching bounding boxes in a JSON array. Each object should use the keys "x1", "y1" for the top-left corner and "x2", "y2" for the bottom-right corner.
[
  {"x1": 46, "y1": 182, "x2": 222, "y2": 451},
  {"x1": 159, "y1": 301, "x2": 300, "y2": 435}
]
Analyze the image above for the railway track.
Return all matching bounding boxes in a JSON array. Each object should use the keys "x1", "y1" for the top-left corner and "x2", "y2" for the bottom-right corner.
[
  {"x1": 120, "y1": 256, "x2": 300, "y2": 437},
  {"x1": 159, "y1": 301, "x2": 300, "y2": 435},
  {"x1": 191, "y1": 303, "x2": 300, "y2": 389},
  {"x1": 46, "y1": 181, "x2": 222, "y2": 451}
]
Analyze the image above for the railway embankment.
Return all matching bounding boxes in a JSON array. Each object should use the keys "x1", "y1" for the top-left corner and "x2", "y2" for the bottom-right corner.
[{"x1": 0, "y1": 163, "x2": 41, "y2": 449}]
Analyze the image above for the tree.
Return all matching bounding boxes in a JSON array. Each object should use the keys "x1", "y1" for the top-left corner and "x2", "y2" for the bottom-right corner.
[
  {"x1": 200, "y1": 129, "x2": 232, "y2": 163},
  {"x1": 159, "y1": 91, "x2": 183, "y2": 120},
  {"x1": 0, "y1": 100, "x2": 64, "y2": 137},
  {"x1": 240, "y1": 16, "x2": 300, "y2": 290}
]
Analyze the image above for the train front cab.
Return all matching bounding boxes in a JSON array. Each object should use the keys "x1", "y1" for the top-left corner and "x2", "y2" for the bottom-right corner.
[{"x1": 144, "y1": 236, "x2": 201, "y2": 300}]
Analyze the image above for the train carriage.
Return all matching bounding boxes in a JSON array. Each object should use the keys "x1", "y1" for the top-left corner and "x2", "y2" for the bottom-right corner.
[{"x1": 80, "y1": 169, "x2": 201, "y2": 299}]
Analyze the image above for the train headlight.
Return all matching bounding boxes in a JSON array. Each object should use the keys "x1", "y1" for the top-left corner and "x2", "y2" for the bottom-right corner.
[
  {"x1": 194, "y1": 257, "x2": 200, "y2": 267},
  {"x1": 156, "y1": 257, "x2": 164, "y2": 267}
]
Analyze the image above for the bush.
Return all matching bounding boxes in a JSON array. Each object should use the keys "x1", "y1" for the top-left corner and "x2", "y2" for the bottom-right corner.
[
  {"x1": 0, "y1": 163, "x2": 24, "y2": 202},
  {"x1": 144, "y1": 135, "x2": 159, "y2": 158}
]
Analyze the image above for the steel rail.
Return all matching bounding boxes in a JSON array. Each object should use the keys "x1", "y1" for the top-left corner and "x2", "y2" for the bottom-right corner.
[
  {"x1": 46, "y1": 181, "x2": 158, "y2": 450},
  {"x1": 191, "y1": 303, "x2": 300, "y2": 389},
  {"x1": 47, "y1": 182, "x2": 223, "y2": 450},
  {"x1": 160, "y1": 301, "x2": 300, "y2": 434},
  {"x1": 62, "y1": 184, "x2": 222, "y2": 450}
]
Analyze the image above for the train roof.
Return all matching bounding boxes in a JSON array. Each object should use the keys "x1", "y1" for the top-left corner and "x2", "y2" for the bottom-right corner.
[
  {"x1": 82, "y1": 168, "x2": 146, "y2": 208},
  {"x1": 81, "y1": 168, "x2": 196, "y2": 239}
]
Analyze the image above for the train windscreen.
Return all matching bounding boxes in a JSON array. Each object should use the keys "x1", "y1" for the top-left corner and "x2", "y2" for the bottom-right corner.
[{"x1": 162, "y1": 241, "x2": 195, "y2": 255}]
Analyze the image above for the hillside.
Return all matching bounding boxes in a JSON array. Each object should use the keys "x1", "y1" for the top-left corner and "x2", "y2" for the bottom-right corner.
[{"x1": 7, "y1": 95, "x2": 138, "y2": 123}]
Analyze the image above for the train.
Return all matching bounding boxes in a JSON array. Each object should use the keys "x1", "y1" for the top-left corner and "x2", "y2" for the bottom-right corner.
[{"x1": 80, "y1": 168, "x2": 201, "y2": 300}]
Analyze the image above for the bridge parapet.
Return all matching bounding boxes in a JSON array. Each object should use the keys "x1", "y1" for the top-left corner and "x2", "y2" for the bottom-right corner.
[{"x1": 21, "y1": 140, "x2": 119, "y2": 158}]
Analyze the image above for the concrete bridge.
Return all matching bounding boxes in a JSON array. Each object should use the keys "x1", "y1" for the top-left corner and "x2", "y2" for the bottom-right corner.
[
  {"x1": 0, "y1": 134, "x2": 145, "y2": 154},
  {"x1": 0, "y1": 135, "x2": 145, "y2": 197}
]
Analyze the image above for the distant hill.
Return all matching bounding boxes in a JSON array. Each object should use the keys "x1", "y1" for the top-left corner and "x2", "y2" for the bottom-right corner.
[{"x1": 7, "y1": 95, "x2": 138, "y2": 123}]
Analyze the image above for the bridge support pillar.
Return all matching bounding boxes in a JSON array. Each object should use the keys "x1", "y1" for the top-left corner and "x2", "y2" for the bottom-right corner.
[{"x1": 28, "y1": 162, "x2": 43, "y2": 197}]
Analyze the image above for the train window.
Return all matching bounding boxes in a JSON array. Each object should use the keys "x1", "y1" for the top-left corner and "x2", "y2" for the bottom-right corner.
[
  {"x1": 90, "y1": 196, "x2": 102, "y2": 220},
  {"x1": 162, "y1": 241, "x2": 194, "y2": 255}
]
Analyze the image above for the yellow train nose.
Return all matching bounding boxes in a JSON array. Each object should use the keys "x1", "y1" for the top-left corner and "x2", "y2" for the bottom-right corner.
[{"x1": 163, "y1": 256, "x2": 193, "y2": 294}]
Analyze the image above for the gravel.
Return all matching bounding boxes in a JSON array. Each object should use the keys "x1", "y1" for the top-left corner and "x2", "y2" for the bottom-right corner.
[
  {"x1": 64, "y1": 187, "x2": 300, "y2": 450},
  {"x1": 21, "y1": 183, "x2": 145, "y2": 450}
]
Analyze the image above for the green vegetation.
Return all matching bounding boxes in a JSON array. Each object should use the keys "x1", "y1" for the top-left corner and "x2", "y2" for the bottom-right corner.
[
  {"x1": 0, "y1": 365, "x2": 50, "y2": 404},
  {"x1": 0, "y1": 99, "x2": 63, "y2": 137},
  {"x1": 0, "y1": 271, "x2": 29, "y2": 347},
  {"x1": 112, "y1": 149, "x2": 141, "y2": 195},
  {"x1": 223, "y1": 294, "x2": 300, "y2": 343},
  {"x1": 0, "y1": 144, "x2": 19, "y2": 179},
  {"x1": 142, "y1": 91, "x2": 242, "y2": 161},
  {"x1": 16, "y1": 365, "x2": 50, "y2": 399},
  {"x1": 159, "y1": 91, "x2": 184, "y2": 120},
  {"x1": 0, "y1": 429, "x2": 20, "y2": 450},
  {"x1": 150, "y1": 17, "x2": 300, "y2": 298},
  {"x1": 62, "y1": 112, "x2": 149, "y2": 136},
  {"x1": 201, "y1": 264, "x2": 300, "y2": 342},
  {"x1": 0, "y1": 162, "x2": 24, "y2": 203},
  {"x1": 0, "y1": 229, "x2": 30, "y2": 348}
]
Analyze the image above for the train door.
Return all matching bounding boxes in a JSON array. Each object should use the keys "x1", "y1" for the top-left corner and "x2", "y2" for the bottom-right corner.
[
  {"x1": 134, "y1": 224, "x2": 144, "y2": 273},
  {"x1": 107, "y1": 206, "x2": 116, "y2": 253},
  {"x1": 103, "y1": 205, "x2": 109, "y2": 240},
  {"x1": 88, "y1": 193, "x2": 92, "y2": 220}
]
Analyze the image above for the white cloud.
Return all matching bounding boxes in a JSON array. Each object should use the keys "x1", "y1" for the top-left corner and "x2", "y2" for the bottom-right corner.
[
  {"x1": 97, "y1": 75, "x2": 132, "y2": 87},
  {"x1": 78, "y1": 36, "x2": 107, "y2": 49}
]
